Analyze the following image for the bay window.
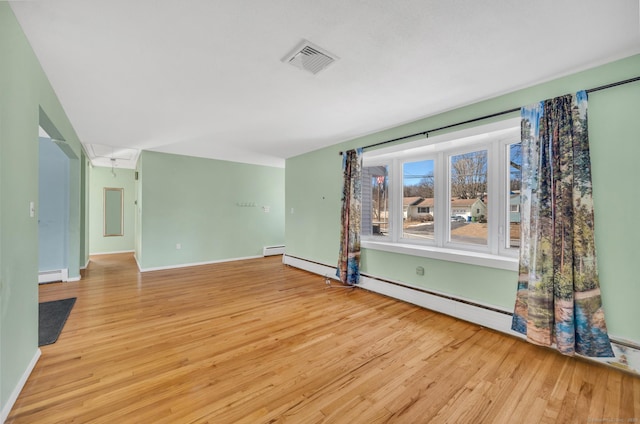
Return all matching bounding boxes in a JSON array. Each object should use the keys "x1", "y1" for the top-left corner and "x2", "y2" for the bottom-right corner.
[{"x1": 360, "y1": 119, "x2": 521, "y2": 270}]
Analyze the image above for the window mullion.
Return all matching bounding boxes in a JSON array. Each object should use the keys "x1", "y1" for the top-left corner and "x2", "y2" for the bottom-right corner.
[
  {"x1": 434, "y1": 151, "x2": 447, "y2": 247},
  {"x1": 500, "y1": 139, "x2": 522, "y2": 257},
  {"x1": 391, "y1": 158, "x2": 403, "y2": 243},
  {"x1": 487, "y1": 141, "x2": 500, "y2": 255},
  {"x1": 498, "y1": 140, "x2": 510, "y2": 254}
]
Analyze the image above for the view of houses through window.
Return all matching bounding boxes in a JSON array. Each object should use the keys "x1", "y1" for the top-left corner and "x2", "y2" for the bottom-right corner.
[
  {"x1": 361, "y1": 120, "x2": 522, "y2": 259},
  {"x1": 403, "y1": 159, "x2": 434, "y2": 240},
  {"x1": 449, "y1": 150, "x2": 488, "y2": 245}
]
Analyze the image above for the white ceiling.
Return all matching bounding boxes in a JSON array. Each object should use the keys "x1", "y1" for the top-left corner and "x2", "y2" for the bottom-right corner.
[{"x1": 10, "y1": 0, "x2": 640, "y2": 169}]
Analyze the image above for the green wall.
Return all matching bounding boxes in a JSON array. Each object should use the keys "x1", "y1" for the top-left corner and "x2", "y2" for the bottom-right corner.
[
  {"x1": 1, "y1": 0, "x2": 638, "y2": 415},
  {"x1": 89, "y1": 167, "x2": 136, "y2": 254},
  {"x1": 0, "y1": 3, "x2": 88, "y2": 416},
  {"x1": 138, "y1": 151, "x2": 285, "y2": 270},
  {"x1": 286, "y1": 54, "x2": 640, "y2": 343}
]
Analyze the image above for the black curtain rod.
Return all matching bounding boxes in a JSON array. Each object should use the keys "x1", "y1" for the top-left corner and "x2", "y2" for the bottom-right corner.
[{"x1": 339, "y1": 75, "x2": 640, "y2": 155}]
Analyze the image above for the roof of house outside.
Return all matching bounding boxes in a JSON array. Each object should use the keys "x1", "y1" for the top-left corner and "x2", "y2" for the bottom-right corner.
[
  {"x1": 450, "y1": 198, "x2": 484, "y2": 207},
  {"x1": 416, "y1": 198, "x2": 435, "y2": 207},
  {"x1": 403, "y1": 197, "x2": 424, "y2": 207},
  {"x1": 405, "y1": 197, "x2": 486, "y2": 208}
]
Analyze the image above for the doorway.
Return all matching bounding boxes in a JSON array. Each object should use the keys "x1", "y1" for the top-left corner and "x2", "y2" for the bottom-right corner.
[{"x1": 38, "y1": 127, "x2": 70, "y2": 283}]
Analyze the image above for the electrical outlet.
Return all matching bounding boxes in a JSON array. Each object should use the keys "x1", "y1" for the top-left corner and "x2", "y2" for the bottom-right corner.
[
  {"x1": 416, "y1": 266, "x2": 424, "y2": 276},
  {"x1": 176, "y1": 243, "x2": 181, "y2": 250}
]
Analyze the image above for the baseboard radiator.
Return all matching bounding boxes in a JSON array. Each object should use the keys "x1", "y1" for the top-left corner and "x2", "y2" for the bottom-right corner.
[
  {"x1": 282, "y1": 254, "x2": 640, "y2": 375},
  {"x1": 263, "y1": 245, "x2": 285, "y2": 256}
]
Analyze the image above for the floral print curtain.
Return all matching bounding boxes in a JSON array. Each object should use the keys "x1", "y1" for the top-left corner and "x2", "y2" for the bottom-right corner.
[
  {"x1": 336, "y1": 148, "x2": 363, "y2": 285},
  {"x1": 511, "y1": 91, "x2": 613, "y2": 357}
]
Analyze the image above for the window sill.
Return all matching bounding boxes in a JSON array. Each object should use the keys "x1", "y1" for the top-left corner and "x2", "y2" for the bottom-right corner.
[{"x1": 361, "y1": 240, "x2": 519, "y2": 271}]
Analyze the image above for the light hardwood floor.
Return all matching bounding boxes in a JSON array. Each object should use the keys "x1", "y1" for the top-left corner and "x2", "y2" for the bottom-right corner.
[{"x1": 7, "y1": 253, "x2": 639, "y2": 423}]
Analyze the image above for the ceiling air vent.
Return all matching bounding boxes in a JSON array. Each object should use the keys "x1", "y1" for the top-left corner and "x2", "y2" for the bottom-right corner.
[{"x1": 282, "y1": 40, "x2": 338, "y2": 75}]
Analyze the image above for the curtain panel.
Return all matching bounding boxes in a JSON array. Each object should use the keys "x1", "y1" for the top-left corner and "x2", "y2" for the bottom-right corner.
[
  {"x1": 336, "y1": 148, "x2": 363, "y2": 285},
  {"x1": 512, "y1": 91, "x2": 613, "y2": 357}
]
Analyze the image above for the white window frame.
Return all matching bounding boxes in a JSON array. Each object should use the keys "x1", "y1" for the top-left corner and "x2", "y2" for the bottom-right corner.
[
  {"x1": 362, "y1": 161, "x2": 393, "y2": 241},
  {"x1": 503, "y1": 139, "x2": 523, "y2": 254},
  {"x1": 444, "y1": 144, "x2": 493, "y2": 254},
  {"x1": 399, "y1": 155, "x2": 438, "y2": 244},
  {"x1": 361, "y1": 118, "x2": 520, "y2": 271}
]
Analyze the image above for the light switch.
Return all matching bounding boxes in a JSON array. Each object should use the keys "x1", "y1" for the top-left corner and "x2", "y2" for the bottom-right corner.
[{"x1": 29, "y1": 201, "x2": 35, "y2": 218}]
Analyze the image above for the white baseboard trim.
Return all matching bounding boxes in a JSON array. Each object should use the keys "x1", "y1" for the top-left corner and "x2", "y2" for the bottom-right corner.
[
  {"x1": 283, "y1": 254, "x2": 516, "y2": 336},
  {"x1": 38, "y1": 269, "x2": 68, "y2": 284},
  {"x1": 38, "y1": 269, "x2": 81, "y2": 283},
  {"x1": 80, "y1": 258, "x2": 90, "y2": 270},
  {"x1": 283, "y1": 255, "x2": 341, "y2": 281},
  {"x1": 358, "y1": 274, "x2": 516, "y2": 335},
  {"x1": 139, "y1": 255, "x2": 263, "y2": 272},
  {"x1": 609, "y1": 335, "x2": 640, "y2": 350},
  {"x1": 89, "y1": 249, "x2": 135, "y2": 255},
  {"x1": 1, "y1": 348, "x2": 41, "y2": 423},
  {"x1": 263, "y1": 245, "x2": 285, "y2": 256}
]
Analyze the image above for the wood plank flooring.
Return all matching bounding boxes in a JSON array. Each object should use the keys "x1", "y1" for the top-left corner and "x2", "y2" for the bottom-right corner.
[{"x1": 7, "y1": 253, "x2": 640, "y2": 423}]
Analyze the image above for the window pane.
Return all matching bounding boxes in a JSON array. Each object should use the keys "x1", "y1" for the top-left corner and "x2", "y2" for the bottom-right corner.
[
  {"x1": 509, "y1": 142, "x2": 522, "y2": 248},
  {"x1": 361, "y1": 165, "x2": 389, "y2": 236},
  {"x1": 402, "y1": 160, "x2": 435, "y2": 240},
  {"x1": 450, "y1": 150, "x2": 487, "y2": 245}
]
